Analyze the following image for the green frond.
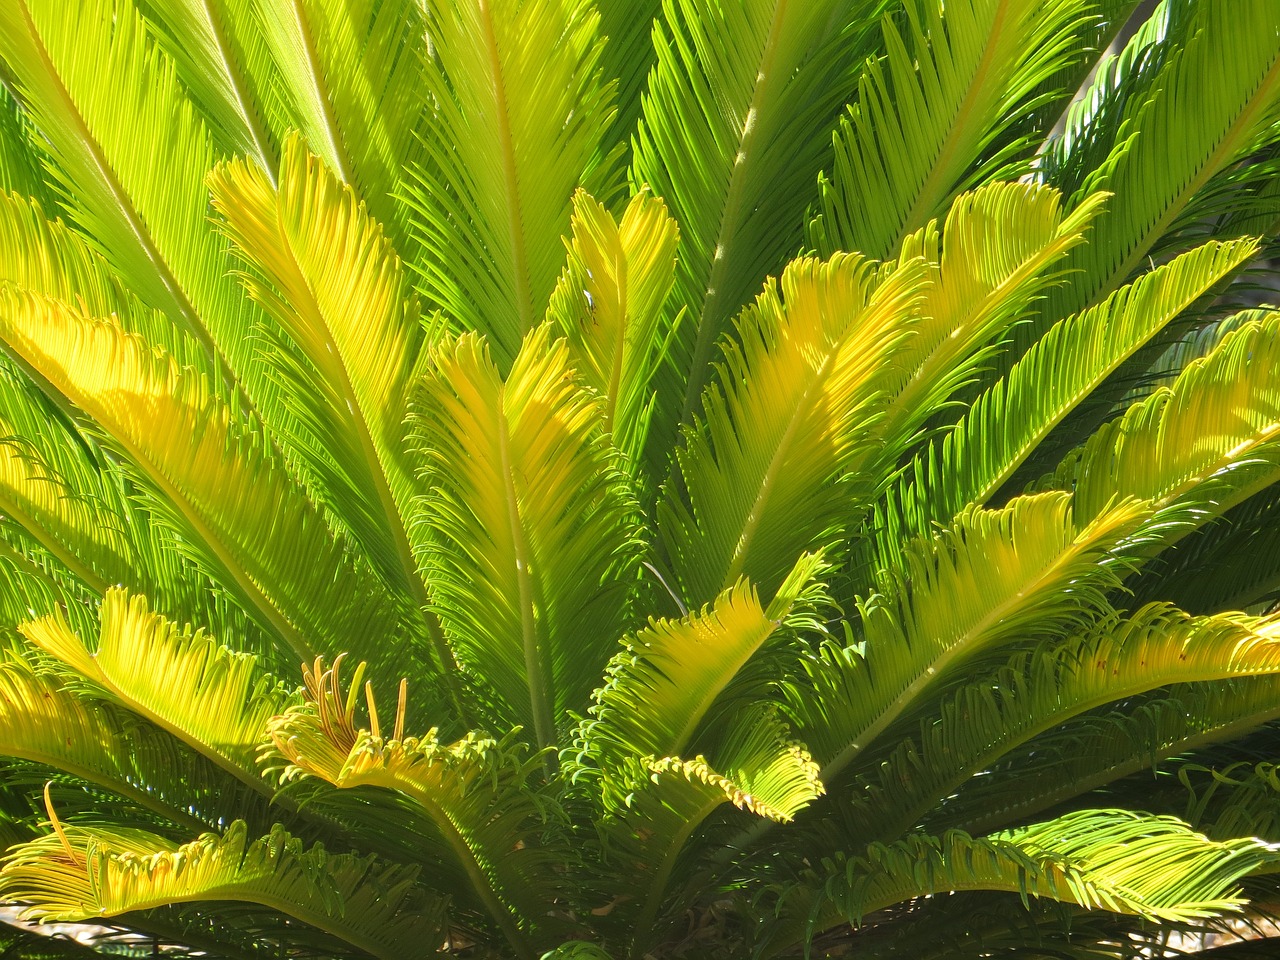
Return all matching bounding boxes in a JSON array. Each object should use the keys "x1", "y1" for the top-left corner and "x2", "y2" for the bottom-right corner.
[
  {"x1": 1054, "y1": 310, "x2": 1280, "y2": 549},
  {"x1": 0, "y1": 652, "x2": 267, "y2": 833},
  {"x1": 135, "y1": 0, "x2": 280, "y2": 174},
  {"x1": 816, "y1": 603, "x2": 1280, "y2": 847},
  {"x1": 659, "y1": 253, "x2": 926, "y2": 607},
  {"x1": 407, "y1": 325, "x2": 641, "y2": 747},
  {"x1": 0, "y1": 0, "x2": 253, "y2": 375},
  {"x1": 577, "y1": 555, "x2": 819, "y2": 772},
  {"x1": 401, "y1": 0, "x2": 612, "y2": 367},
  {"x1": 1044, "y1": 0, "x2": 1280, "y2": 322},
  {"x1": 632, "y1": 0, "x2": 891, "y2": 426},
  {"x1": 769, "y1": 811, "x2": 1277, "y2": 957},
  {"x1": 0, "y1": 289, "x2": 420, "y2": 680},
  {"x1": 252, "y1": 0, "x2": 430, "y2": 242},
  {"x1": 864, "y1": 182, "x2": 1106, "y2": 479},
  {"x1": 789, "y1": 492, "x2": 1148, "y2": 781},
  {"x1": 20, "y1": 590, "x2": 297, "y2": 786},
  {"x1": 810, "y1": 0, "x2": 1098, "y2": 261},
  {"x1": 210, "y1": 136, "x2": 434, "y2": 601},
  {"x1": 895, "y1": 237, "x2": 1260, "y2": 544},
  {"x1": 266, "y1": 661, "x2": 560, "y2": 957},
  {"x1": 546, "y1": 189, "x2": 679, "y2": 475},
  {"x1": 0, "y1": 87, "x2": 52, "y2": 206},
  {"x1": 0, "y1": 820, "x2": 447, "y2": 959},
  {"x1": 940, "y1": 678, "x2": 1280, "y2": 837},
  {"x1": 595, "y1": 0, "x2": 663, "y2": 168}
]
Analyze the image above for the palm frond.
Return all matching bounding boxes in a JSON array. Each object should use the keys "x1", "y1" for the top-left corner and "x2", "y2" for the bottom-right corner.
[
  {"x1": 21, "y1": 590, "x2": 297, "y2": 786},
  {"x1": 789, "y1": 492, "x2": 1148, "y2": 781},
  {"x1": 894, "y1": 237, "x2": 1259, "y2": 546},
  {"x1": 407, "y1": 326, "x2": 641, "y2": 746},
  {"x1": 659, "y1": 253, "x2": 926, "y2": 607},
  {"x1": 401, "y1": 0, "x2": 612, "y2": 368},
  {"x1": 0, "y1": 820, "x2": 446, "y2": 959},
  {"x1": 0, "y1": 289, "x2": 421, "y2": 681},
  {"x1": 0, "y1": 86, "x2": 52, "y2": 206},
  {"x1": 810, "y1": 0, "x2": 1098, "y2": 262},
  {"x1": 546, "y1": 189, "x2": 679, "y2": 476},
  {"x1": 766, "y1": 811, "x2": 1277, "y2": 958},
  {"x1": 595, "y1": 0, "x2": 663, "y2": 169},
  {"x1": 632, "y1": 0, "x2": 891, "y2": 428}
]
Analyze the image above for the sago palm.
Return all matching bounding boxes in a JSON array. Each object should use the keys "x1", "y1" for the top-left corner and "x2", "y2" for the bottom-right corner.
[{"x1": 0, "y1": 0, "x2": 1278, "y2": 957}]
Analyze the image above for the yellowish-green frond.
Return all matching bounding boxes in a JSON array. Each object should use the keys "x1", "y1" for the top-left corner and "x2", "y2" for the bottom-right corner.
[
  {"x1": 408, "y1": 326, "x2": 641, "y2": 747},
  {"x1": 0, "y1": 820, "x2": 446, "y2": 960},
  {"x1": 21, "y1": 590, "x2": 297, "y2": 786}
]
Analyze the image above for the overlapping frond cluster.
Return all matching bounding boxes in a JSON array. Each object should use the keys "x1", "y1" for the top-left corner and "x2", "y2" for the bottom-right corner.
[{"x1": 0, "y1": 1, "x2": 1276, "y2": 958}]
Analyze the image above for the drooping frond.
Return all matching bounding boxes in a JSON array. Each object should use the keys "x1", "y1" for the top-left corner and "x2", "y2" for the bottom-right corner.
[
  {"x1": 896, "y1": 237, "x2": 1260, "y2": 542},
  {"x1": 1055, "y1": 311, "x2": 1280, "y2": 548},
  {"x1": 266, "y1": 660, "x2": 560, "y2": 957},
  {"x1": 0, "y1": 290, "x2": 420, "y2": 680},
  {"x1": 940, "y1": 678, "x2": 1280, "y2": 837},
  {"x1": 777, "y1": 811, "x2": 1277, "y2": 955},
  {"x1": 659, "y1": 254, "x2": 925, "y2": 607},
  {"x1": 0, "y1": 652, "x2": 267, "y2": 833},
  {"x1": 815, "y1": 604, "x2": 1280, "y2": 848},
  {"x1": 810, "y1": 0, "x2": 1097, "y2": 262},
  {"x1": 21, "y1": 590, "x2": 297, "y2": 786},
  {"x1": 407, "y1": 326, "x2": 641, "y2": 747},
  {"x1": 789, "y1": 493, "x2": 1148, "y2": 781},
  {"x1": 401, "y1": 0, "x2": 612, "y2": 367},
  {"x1": 632, "y1": 0, "x2": 892, "y2": 425},
  {"x1": 1043, "y1": 0, "x2": 1280, "y2": 321},
  {"x1": 0, "y1": 820, "x2": 447, "y2": 959},
  {"x1": 251, "y1": 0, "x2": 430, "y2": 241},
  {"x1": 546, "y1": 189, "x2": 679, "y2": 474}
]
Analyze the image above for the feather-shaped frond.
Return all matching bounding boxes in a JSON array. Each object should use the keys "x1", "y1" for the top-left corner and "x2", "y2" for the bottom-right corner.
[
  {"x1": 632, "y1": 0, "x2": 891, "y2": 423},
  {"x1": 942, "y1": 678, "x2": 1280, "y2": 837},
  {"x1": 894, "y1": 237, "x2": 1260, "y2": 545},
  {"x1": 0, "y1": 0, "x2": 253, "y2": 374},
  {"x1": 252, "y1": 0, "x2": 429, "y2": 241},
  {"x1": 817, "y1": 604, "x2": 1280, "y2": 847},
  {"x1": 577, "y1": 555, "x2": 819, "y2": 774},
  {"x1": 546, "y1": 189, "x2": 679, "y2": 474},
  {"x1": 134, "y1": 0, "x2": 279, "y2": 174},
  {"x1": 595, "y1": 0, "x2": 662, "y2": 167},
  {"x1": 0, "y1": 87, "x2": 52, "y2": 206},
  {"x1": 407, "y1": 326, "x2": 641, "y2": 747},
  {"x1": 0, "y1": 290, "x2": 420, "y2": 680},
  {"x1": 401, "y1": 0, "x2": 611, "y2": 367},
  {"x1": 20, "y1": 590, "x2": 297, "y2": 786},
  {"x1": 785, "y1": 810, "x2": 1276, "y2": 951},
  {"x1": 810, "y1": 0, "x2": 1097, "y2": 261},
  {"x1": 790, "y1": 493, "x2": 1148, "y2": 781},
  {"x1": 0, "y1": 820, "x2": 446, "y2": 959},
  {"x1": 659, "y1": 254, "x2": 926, "y2": 607},
  {"x1": 210, "y1": 136, "x2": 433, "y2": 601},
  {"x1": 1043, "y1": 0, "x2": 1280, "y2": 321},
  {"x1": 1055, "y1": 310, "x2": 1280, "y2": 546},
  {"x1": 266, "y1": 659, "x2": 558, "y2": 955},
  {"x1": 0, "y1": 652, "x2": 267, "y2": 833},
  {"x1": 865, "y1": 183, "x2": 1106, "y2": 478}
]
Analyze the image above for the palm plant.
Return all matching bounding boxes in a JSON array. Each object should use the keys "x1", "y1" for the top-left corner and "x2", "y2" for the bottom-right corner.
[{"x1": 0, "y1": 0, "x2": 1277, "y2": 956}]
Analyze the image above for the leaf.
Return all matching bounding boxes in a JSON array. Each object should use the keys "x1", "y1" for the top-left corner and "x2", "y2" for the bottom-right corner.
[
  {"x1": 546, "y1": 189, "x2": 679, "y2": 474},
  {"x1": 401, "y1": 0, "x2": 612, "y2": 367},
  {"x1": 659, "y1": 253, "x2": 925, "y2": 607},
  {"x1": 21, "y1": 590, "x2": 298, "y2": 787},
  {"x1": 894, "y1": 237, "x2": 1260, "y2": 544},
  {"x1": 408, "y1": 325, "x2": 641, "y2": 747},
  {"x1": 0, "y1": 289, "x2": 420, "y2": 682},
  {"x1": 0, "y1": 820, "x2": 446, "y2": 960},
  {"x1": 811, "y1": 0, "x2": 1098, "y2": 261},
  {"x1": 632, "y1": 0, "x2": 891, "y2": 426}
]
